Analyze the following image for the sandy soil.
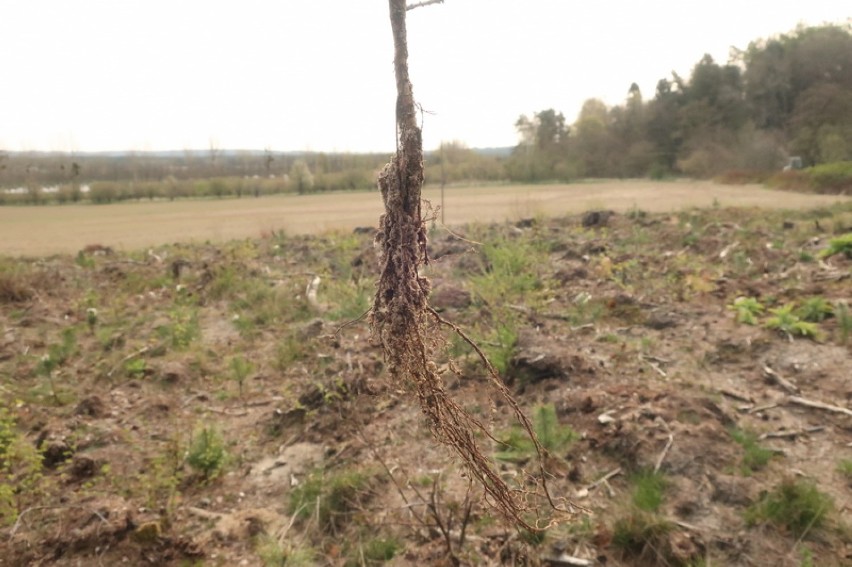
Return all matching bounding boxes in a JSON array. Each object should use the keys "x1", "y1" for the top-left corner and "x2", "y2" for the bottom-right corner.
[{"x1": 1, "y1": 180, "x2": 849, "y2": 256}]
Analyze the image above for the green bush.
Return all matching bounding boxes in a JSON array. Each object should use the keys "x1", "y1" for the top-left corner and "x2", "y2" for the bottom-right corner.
[
  {"x1": 818, "y1": 233, "x2": 852, "y2": 259},
  {"x1": 187, "y1": 426, "x2": 227, "y2": 480},
  {"x1": 807, "y1": 161, "x2": 852, "y2": 193},
  {"x1": 765, "y1": 304, "x2": 821, "y2": 339},
  {"x1": 796, "y1": 297, "x2": 833, "y2": 322}
]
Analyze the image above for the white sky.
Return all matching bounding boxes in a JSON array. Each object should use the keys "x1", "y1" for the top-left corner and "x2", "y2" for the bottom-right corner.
[{"x1": 1, "y1": 1, "x2": 849, "y2": 154}]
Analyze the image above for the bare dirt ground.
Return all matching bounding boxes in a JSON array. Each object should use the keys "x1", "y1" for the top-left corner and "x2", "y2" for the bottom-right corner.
[
  {"x1": 0, "y1": 197, "x2": 850, "y2": 566},
  {"x1": 1, "y1": 180, "x2": 849, "y2": 256}
]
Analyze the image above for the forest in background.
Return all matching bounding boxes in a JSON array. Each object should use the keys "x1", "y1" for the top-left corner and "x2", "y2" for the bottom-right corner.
[{"x1": 1, "y1": 23, "x2": 850, "y2": 205}]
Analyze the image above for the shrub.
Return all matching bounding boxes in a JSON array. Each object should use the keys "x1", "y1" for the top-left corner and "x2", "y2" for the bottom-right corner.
[
  {"x1": 187, "y1": 426, "x2": 227, "y2": 480},
  {"x1": 796, "y1": 297, "x2": 833, "y2": 322},
  {"x1": 765, "y1": 304, "x2": 821, "y2": 339},
  {"x1": 807, "y1": 161, "x2": 852, "y2": 193},
  {"x1": 818, "y1": 233, "x2": 852, "y2": 259},
  {"x1": 728, "y1": 296, "x2": 764, "y2": 325}
]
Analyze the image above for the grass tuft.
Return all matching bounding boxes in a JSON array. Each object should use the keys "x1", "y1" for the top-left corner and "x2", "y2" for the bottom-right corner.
[{"x1": 745, "y1": 478, "x2": 833, "y2": 538}]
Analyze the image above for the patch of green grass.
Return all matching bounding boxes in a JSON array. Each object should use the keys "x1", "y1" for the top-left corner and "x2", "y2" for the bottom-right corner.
[
  {"x1": 611, "y1": 511, "x2": 674, "y2": 560},
  {"x1": 470, "y1": 235, "x2": 545, "y2": 305},
  {"x1": 0, "y1": 407, "x2": 44, "y2": 524},
  {"x1": 255, "y1": 536, "x2": 315, "y2": 567},
  {"x1": 835, "y1": 302, "x2": 852, "y2": 345},
  {"x1": 745, "y1": 478, "x2": 833, "y2": 538},
  {"x1": 837, "y1": 459, "x2": 852, "y2": 481},
  {"x1": 326, "y1": 279, "x2": 371, "y2": 321},
  {"x1": 158, "y1": 306, "x2": 200, "y2": 349},
  {"x1": 567, "y1": 292, "x2": 607, "y2": 326},
  {"x1": 729, "y1": 427, "x2": 775, "y2": 475},
  {"x1": 630, "y1": 469, "x2": 667, "y2": 512},
  {"x1": 274, "y1": 334, "x2": 309, "y2": 369},
  {"x1": 125, "y1": 357, "x2": 147, "y2": 377},
  {"x1": 495, "y1": 404, "x2": 576, "y2": 463},
  {"x1": 345, "y1": 536, "x2": 400, "y2": 566},
  {"x1": 288, "y1": 469, "x2": 373, "y2": 533}
]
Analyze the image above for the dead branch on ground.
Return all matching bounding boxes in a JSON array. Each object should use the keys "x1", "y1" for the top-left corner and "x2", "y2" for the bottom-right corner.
[{"x1": 787, "y1": 396, "x2": 852, "y2": 417}]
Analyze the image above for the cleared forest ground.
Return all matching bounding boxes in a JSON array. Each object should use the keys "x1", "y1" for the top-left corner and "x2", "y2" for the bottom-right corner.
[
  {"x1": 1, "y1": 198, "x2": 851, "y2": 566},
  {"x1": 1, "y1": 180, "x2": 849, "y2": 256}
]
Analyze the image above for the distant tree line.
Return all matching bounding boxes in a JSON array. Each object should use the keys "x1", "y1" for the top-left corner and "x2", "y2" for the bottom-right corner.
[
  {"x1": 506, "y1": 24, "x2": 852, "y2": 182},
  {"x1": 1, "y1": 24, "x2": 849, "y2": 205},
  {"x1": 0, "y1": 150, "x2": 391, "y2": 205}
]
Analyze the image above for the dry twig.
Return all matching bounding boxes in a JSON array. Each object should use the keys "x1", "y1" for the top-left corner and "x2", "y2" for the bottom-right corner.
[
  {"x1": 762, "y1": 365, "x2": 800, "y2": 394},
  {"x1": 406, "y1": 0, "x2": 444, "y2": 10},
  {"x1": 787, "y1": 396, "x2": 852, "y2": 417}
]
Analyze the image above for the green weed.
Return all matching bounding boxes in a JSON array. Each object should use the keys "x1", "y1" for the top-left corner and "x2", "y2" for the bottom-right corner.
[
  {"x1": 630, "y1": 469, "x2": 667, "y2": 512},
  {"x1": 275, "y1": 334, "x2": 309, "y2": 369},
  {"x1": 326, "y1": 279, "x2": 371, "y2": 321},
  {"x1": 745, "y1": 478, "x2": 833, "y2": 538},
  {"x1": 470, "y1": 235, "x2": 544, "y2": 305},
  {"x1": 125, "y1": 357, "x2": 147, "y2": 377},
  {"x1": 0, "y1": 408, "x2": 44, "y2": 524},
  {"x1": 837, "y1": 459, "x2": 852, "y2": 481},
  {"x1": 288, "y1": 468, "x2": 373, "y2": 533},
  {"x1": 158, "y1": 307, "x2": 200, "y2": 349},
  {"x1": 495, "y1": 404, "x2": 576, "y2": 463},
  {"x1": 835, "y1": 302, "x2": 852, "y2": 345},
  {"x1": 255, "y1": 536, "x2": 316, "y2": 567},
  {"x1": 345, "y1": 536, "x2": 400, "y2": 566},
  {"x1": 729, "y1": 427, "x2": 775, "y2": 475}
]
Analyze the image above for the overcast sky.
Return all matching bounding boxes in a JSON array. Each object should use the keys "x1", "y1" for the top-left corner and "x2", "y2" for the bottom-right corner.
[{"x1": 1, "y1": 1, "x2": 849, "y2": 154}]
